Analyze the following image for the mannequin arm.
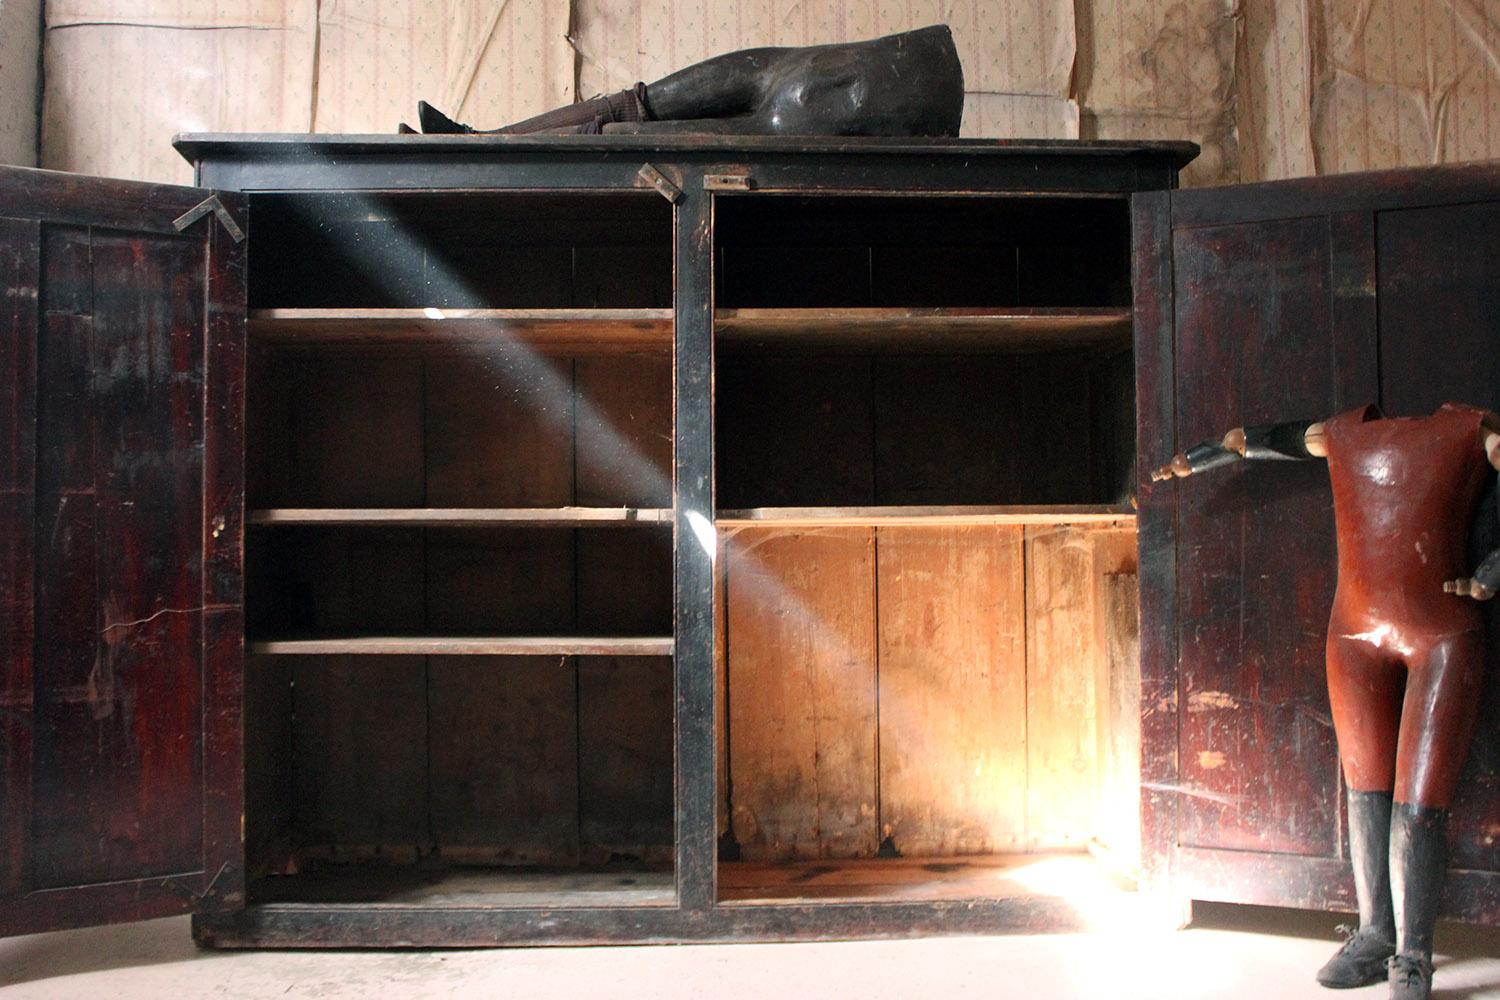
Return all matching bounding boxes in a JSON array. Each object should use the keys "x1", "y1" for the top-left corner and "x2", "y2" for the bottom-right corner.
[
  {"x1": 1150, "y1": 420, "x2": 1327, "y2": 482},
  {"x1": 1443, "y1": 422, "x2": 1500, "y2": 600}
]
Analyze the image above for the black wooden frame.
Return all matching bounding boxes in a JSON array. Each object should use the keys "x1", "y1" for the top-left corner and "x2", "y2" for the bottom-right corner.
[{"x1": 179, "y1": 134, "x2": 1192, "y2": 947}]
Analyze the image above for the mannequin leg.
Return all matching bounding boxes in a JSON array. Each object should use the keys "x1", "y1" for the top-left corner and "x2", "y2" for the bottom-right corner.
[
  {"x1": 1386, "y1": 631, "x2": 1485, "y2": 999},
  {"x1": 1317, "y1": 629, "x2": 1404, "y2": 988}
]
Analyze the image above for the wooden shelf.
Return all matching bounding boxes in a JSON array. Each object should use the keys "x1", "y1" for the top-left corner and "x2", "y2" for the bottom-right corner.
[
  {"x1": 247, "y1": 507, "x2": 672, "y2": 527},
  {"x1": 714, "y1": 307, "x2": 1132, "y2": 353},
  {"x1": 248, "y1": 306, "x2": 1129, "y2": 354},
  {"x1": 248, "y1": 308, "x2": 673, "y2": 351},
  {"x1": 715, "y1": 504, "x2": 1135, "y2": 528},
  {"x1": 248, "y1": 636, "x2": 675, "y2": 656}
]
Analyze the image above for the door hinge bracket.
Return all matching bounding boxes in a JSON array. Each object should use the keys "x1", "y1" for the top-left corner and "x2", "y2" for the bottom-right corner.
[
  {"x1": 704, "y1": 173, "x2": 753, "y2": 192},
  {"x1": 637, "y1": 163, "x2": 684, "y2": 204},
  {"x1": 173, "y1": 195, "x2": 245, "y2": 244}
]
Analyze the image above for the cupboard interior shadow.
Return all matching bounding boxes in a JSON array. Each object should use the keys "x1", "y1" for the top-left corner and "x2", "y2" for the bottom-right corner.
[{"x1": 241, "y1": 334, "x2": 676, "y2": 905}]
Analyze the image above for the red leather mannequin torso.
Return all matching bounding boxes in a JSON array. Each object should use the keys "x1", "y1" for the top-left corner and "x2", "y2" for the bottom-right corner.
[{"x1": 1323, "y1": 403, "x2": 1491, "y2": 806}]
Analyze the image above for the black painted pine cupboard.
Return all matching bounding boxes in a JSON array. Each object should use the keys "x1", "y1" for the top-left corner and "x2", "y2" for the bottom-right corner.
[{"x1": 1, "y1": 136, "x2": 1497, "y2": 946}]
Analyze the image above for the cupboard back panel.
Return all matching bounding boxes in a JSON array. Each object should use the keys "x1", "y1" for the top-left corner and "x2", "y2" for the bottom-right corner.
[
  {"x1": 715, "y1": 352, "x2": 1129, "y2": 508},
  {"x1": 246, "y1": 351, "x2": 672, "y2": 510},
  {"x1": 247, "y1": 192, "x2": 673, "y2": 310},
  {"x1": 717, "y1": 523, "x2": 1138, "y2": 864},
  {"x1": 714, "y1": 196, "x2": 1131, "y2": 309},
  {"x1": 241, "y1": 343, "x2": 674, "y2": 872}
]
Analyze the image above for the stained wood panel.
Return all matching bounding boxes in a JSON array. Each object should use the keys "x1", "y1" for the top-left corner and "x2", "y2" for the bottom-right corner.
[
  {"x1": 424, "y1": 352, "x2": 573, "y2": 507},
  {"x1": 876, "y1": 527, "x2": 1028, "y2": 856},
  {"x1": 578, "y1": 655, "x2": 674, "y2": 862},
  {"x1": 31, "y1": 228, "x2": 207, "y2": 888},
  {"x1": 575, "y1": 355, "x2": 673, "y2": 508},
  {"x1": 0, "y1": 165, "x2": 245, "y2": 937},
  {"x1": 1170, "y1": 217, "x2": 1350, "y2": 857},
  {"x1": 0, "y1": 216, "x2": 37, "y2": 898},
  {"x1": 428, "y1": 656, "x2": 579, "y2": 865},
  {"x1": 1376, "y1": 201, "x2": 1500, "y2": 874},
  {"x1": 1092, "y1": 527, "x2": 1141, "y2": 866},
  {"x1": 287, "y1": 357, "x2": 424, "y2": 507},
  {"x1": 1024, "y1": 526, "x2": 1099, "y2": 850},
  {"x1": 725, "y1": 528, "x2": 879, "y2": 860}
]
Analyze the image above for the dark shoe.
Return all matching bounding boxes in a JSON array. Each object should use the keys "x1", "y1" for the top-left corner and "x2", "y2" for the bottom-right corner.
[
  {"x1": 1316, "y1": 923, "x2": 1396, "y2": 988},
  {"x1": 1387, "y1": 953, "x2": 1433, "y2": 1000},
  {"x1": 418, "y1": 101, "x2": 473, "y2": 134}
]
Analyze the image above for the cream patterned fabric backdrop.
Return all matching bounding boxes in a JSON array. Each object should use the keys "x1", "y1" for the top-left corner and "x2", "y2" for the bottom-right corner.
[{"x1": 37, "y1": 0, "x2": 1500, "y2": 187}]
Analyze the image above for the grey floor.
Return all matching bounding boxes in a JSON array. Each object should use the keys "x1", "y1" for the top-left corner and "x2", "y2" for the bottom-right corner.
[{"x1": 1, "y1": 903, "x2": 1498, "y2": 998}]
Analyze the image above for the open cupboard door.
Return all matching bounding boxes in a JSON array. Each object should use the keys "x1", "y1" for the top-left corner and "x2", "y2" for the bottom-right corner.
[
  {"x1": 0, "y1": 166, "x2": 245, "y2": 936},
  {"x1": 1134, "y1": 163, "x2": 1500, "y2": 924}
]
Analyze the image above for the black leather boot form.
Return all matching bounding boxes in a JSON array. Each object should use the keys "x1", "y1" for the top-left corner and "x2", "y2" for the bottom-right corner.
[
  {"x1": 1317, "y1": 790, "x2": 1396, "y2": 988},
  {"x1": 1387, "y1": 802, "x2": 1447, "y2": 1000}
]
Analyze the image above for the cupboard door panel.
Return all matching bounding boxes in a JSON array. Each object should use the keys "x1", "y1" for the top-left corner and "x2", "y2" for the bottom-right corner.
[
  {"x1": 1139, "y1": 165, "x2": 1500, "y2": 923},
  {"x1": 1170, "y1": 217, "x2": 1346, "y2": 858},
  {"x1": 1376, "y1": 201, "x2": 1500, "y2": 879},
  {"x1": 0, "y1": 166, "x2": 245, "y2": 936}
]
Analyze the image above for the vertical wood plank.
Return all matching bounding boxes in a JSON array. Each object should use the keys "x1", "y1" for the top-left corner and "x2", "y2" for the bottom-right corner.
[
  {"x1": 578, "y1": 655, "x2": 675, "y2": 863},
  {"x1": 429, "y1": 656, "x2": 580, "y2": 865},
  {"x1": 33, "y1": 230, "x2": 208, "y2": 888},
  {"x1": 1132, "y1": 189, "x2": 1180, "y2": 896},
  {"x1": 1025, "y1": 525, "x2": 1099, "y2": 850},
  {"x1": 725, "y1": 528, "x2": 879, "y2": 861},
  {"x1": 1095, "y1": 569, "x2": 1142, "y2": 867},
  {"x1": 200, "y1": 199, "x2": 248, "y2": 910},
  {"x1": 0, "y1": 216, "x2": 38, "y2": 897},
  {"x1": 423, "y1": 352, "x2": 578, "y2": 859},
  {"x1": 876, "y1": 526, "x2": 1028, "y2": 856},
  {"x1": 575, "y1": 354, "x2": 672, "y2": 508},
  {"x1": 289, "y1": 357, "x2": 424, "y2": 506}
]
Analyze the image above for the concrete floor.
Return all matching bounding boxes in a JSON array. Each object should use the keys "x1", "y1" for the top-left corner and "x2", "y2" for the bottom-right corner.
[{"x1": 2, "y1": 903, "x2": 1498, "y2": 999}]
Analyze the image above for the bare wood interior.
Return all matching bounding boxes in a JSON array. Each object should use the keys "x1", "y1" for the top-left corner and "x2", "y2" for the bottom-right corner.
[
  {"x1": 710, "y1": 192, "x2": 1143, "y2": 904},
  {"x1": 239, "y1": 186, "x2": 1145, "y2": 911}
]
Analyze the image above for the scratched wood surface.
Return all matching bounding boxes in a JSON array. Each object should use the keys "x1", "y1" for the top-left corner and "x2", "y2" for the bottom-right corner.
[
  {"x1": 1092, "y1": 536, "x2": 1140, "y2": 865},
  {"x1": 1169, "y1": 216, "x2": 1349, "y2": 858},
  {"x1": 720, "y1": 522, "x2": 1138, "y2": 866},
  {"x1": 725, "y1": 528, "x2": 880, "y2": 861},
  {"x1": 1375, "y1": 201, "x2": 1500, "y2": 876},
  {"x1": 0, "y1": 165, "x2": 246, "y2": 936},
  {"x1": 876, "y1": 526, "x2": 1028, "y2": 856}
]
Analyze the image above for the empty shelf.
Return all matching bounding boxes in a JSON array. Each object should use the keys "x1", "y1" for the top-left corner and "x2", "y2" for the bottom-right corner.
[
  {"x1": 249, "y1": 308, "x2": 673, "y2": 351},
  {"x1": 714, "y1": 307, "x2": 1131, "y2": 353},
  {"x1": 247, "y1": 507, "x2": 673, "y2": 527},
  {"x1": 715, "y1": 505, "x2": 1135, "y2": 527},
  {"x1": 248, "y1": 636, "x2": 675, "y2": 656}
]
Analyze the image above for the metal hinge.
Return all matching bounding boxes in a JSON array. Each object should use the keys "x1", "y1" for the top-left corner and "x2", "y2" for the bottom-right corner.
[
  {"x1": 173, "y1": 195, "x2": 245, "y2": 243},
  {"x1": 704, "y1": 173, "x2": 753, "y2": 192},
  {"x1": 637, "y1": 164, "x2": 683, "y2": 203}
]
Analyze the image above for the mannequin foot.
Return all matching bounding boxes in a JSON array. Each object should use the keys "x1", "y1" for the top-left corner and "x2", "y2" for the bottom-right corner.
[
  {"x1": 1316, "y1": 924, "x2": 1396, "y2": 988},
  {"x1": 1387, "y1": 953, "x2": 1433, "y2": 1000},
  {"x1": 418, "y1": 101, "x2": 473, "y2": 134}
]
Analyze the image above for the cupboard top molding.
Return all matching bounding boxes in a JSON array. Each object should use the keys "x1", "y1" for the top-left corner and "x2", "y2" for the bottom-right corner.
[{"x1": 174, "y1": 133, "x2": 1198, "y2": 193}]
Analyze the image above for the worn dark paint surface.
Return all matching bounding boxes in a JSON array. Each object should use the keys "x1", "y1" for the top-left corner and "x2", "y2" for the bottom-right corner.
[
  {"x1": 9, "y1": 140, "x2": 1203, "y2": 946},
  {"x1": 0, "y1": 166, "x2": 245, "y2": 937},
  {"x1": 1139, "y1": 164, "x2": 1500, "y2": 921}
]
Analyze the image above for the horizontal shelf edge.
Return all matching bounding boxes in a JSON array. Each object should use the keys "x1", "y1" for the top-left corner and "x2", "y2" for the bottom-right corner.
[
  {"x1": 715, "y1": 505, "x2": 1136, "y2": 527},
  {"x1": 247, "y1": 507, "x2": 673, "y2": 526},
  {"x1": 248, "y1": 636, "x2": 675, "y2": 656}
]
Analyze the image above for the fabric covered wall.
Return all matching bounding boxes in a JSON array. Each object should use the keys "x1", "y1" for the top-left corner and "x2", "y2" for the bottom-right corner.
[
  {"x1": 37, "y1": 0, "x2": 1500, "y2": 187},
  {"x1": 0, "y1": 0, "x2": 41, "y2": 166}
]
